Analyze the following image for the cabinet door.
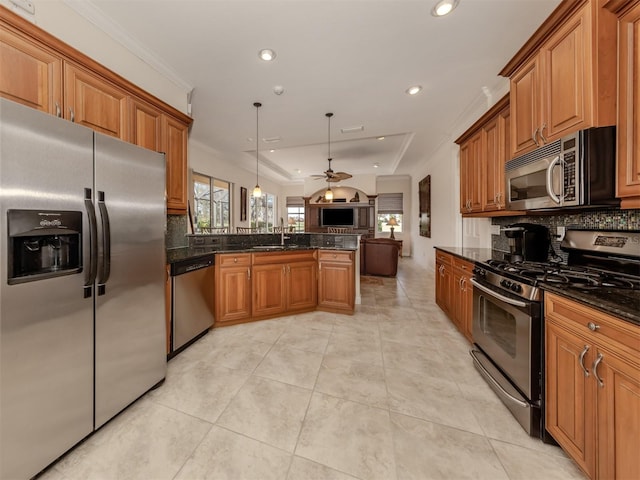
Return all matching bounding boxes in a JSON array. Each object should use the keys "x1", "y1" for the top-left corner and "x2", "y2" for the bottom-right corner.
[
  {"x1": 0, "y1": 26, "x2": 62, "y2": 115},
  {"x1": 459, "y1": 132, "x2": 483, "y2": 213},
  {"x1": 545, "y1": 322, "x2": 596, "y2": 478},
  {"x1": 287, "y1": 261, "x2": 317, "y2": 311},
  {"x1": 510, "y1": 55, "x2": 540, "y2": 157},
  {"x1": 451, "y1": 269, "x2": 466, "y2": 333},
  {"x1": 358, "y1": 207, "x2": 370, "y2": 228},
  {"x1": 130, "y1": 98, "x2": 162, "y2": 151},
  {"x1": 616, "y1": 2, "x2": 640, "y2": 206},
  {"x1": 252, "y1": 264, "x2": 287, "y2": 317},
  {"x1": 542, "y1": 4, "x2": 589, "y2": 141},
  {"x1": 64, "y1": 62, "x2": 128, "y2": 139},
  {"x1": 318, "y1": 256, "x2": 354, "y2": 312},
  {"x1": 482, "y1": 116, "x2": 501, "y2": 211},
  {"x1": 596, "y1": 348, "x2": 640, "y2": 480},
  {"x1": 216, "y1": 266, "x2": 251, "y2": 324},
  {"x1": 162, "y1": 115, "x2": 189, "y2": 213},
  {"x1": 435, "y1": 262, "x2": 453, "y2": 317}
]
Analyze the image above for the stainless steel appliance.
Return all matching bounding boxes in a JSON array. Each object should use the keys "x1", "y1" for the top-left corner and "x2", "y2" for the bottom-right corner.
[
  {"x1": 470, "y1": 229, "x2": 640, "y2": 438},
  {"x1": 0, "y1": 98, "x2": 167, "y2": 479},
  {"x1": 505, "y1": 126, "x2": 617, "y2": 211},
  {"x1": 170, "y1": 255, "x2": 214, "y2": 356}
]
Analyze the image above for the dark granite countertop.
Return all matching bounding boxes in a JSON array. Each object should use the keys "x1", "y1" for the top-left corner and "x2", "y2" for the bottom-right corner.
[
  {"x1": 541, "y1": 283, "x2": 640, "y2": 326},
  {"x1": 434, "y1": 246, "x2": 508, "y2": 263},
  {"x1": 167, "y1": 245, "x2": 356, "y2": 264},
  {"x1": 434, "y1": 246, "x2": 639, "y2": 326}
]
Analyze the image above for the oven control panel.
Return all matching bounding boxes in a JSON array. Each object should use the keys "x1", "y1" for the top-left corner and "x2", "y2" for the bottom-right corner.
[{"x1": 472, "y1": 265, "x2": 541, "y2": 302}]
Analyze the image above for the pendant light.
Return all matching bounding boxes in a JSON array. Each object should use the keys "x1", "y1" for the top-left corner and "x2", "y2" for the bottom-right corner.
[
  {"x1": 325, "y1": 112, "x2": 334, "y2": 201},
  {"x1": 324, "y1": 181, "x2": 334, "y2": 201},
  {"x1": 252, "y1": 102, "x2": 262, "y2": 198}
]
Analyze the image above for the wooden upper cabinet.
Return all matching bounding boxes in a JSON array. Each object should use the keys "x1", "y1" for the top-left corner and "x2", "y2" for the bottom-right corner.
[
  {"x1": 0, "y1": 25, "x2": 62, "y2": 115},
  {"x1": 64, "y1": 62, "x2": 128, "y2": 140},
  {"x1": 511, "y1": 55, "x2": 540, "y2": 155},
  {"x1": 607, "y1": 0, "x2": 640, "y2": 208},
  {"x1": 456, "y1": 94, "x2": 515, "y2": 216},
  {"x1": 162, "y1": 115, "x2": 189, "y2": 213},
  {"x1": 503, "y1": 0, "x2": 617, "y2": 158},
  {"x1": 129, "y1": 98, "x2": 162, "y2": 151}
]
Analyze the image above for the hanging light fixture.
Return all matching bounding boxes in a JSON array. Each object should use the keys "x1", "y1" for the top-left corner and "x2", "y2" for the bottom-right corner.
[
  {"x1": 324, "y1": 181, "x2": 334, "y2": 201},
  {"x1": 325, "y1": 112, "x2": 334, "y2": 201},
  {"x1": 252, "y1": 102, "x2": 262, "y2": 198}
]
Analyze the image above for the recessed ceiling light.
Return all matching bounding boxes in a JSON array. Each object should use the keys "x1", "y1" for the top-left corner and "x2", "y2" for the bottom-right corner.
[
  {"x1": 259, "y1": 49, "x2": 276, "y2": 61},
  {"x1": 377, "y1": 136, "x2": 385, "y2": 140},
  {"x1": 373, "y1": 163, "x2": 380, "y2": 168},
  {"x1": 431, "y1": 0, "x2": 459, "y2": 17},
  {"x1": 405, "y1": 85, "x2": 422, "y2": 95},
  {"x1": 296, "y1": 169, "x2": 302, "y2": 174},
  {"x1": 269, "y1": 149, "x2": 275, "y2": 153}
]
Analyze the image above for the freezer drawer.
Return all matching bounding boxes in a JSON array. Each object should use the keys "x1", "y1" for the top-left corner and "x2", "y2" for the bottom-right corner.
[{"x1": 171, "y1": 256, "x2": 215, "y2": 354}]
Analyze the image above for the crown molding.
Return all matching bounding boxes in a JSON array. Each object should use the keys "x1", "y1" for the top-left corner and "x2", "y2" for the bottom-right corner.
[{"x1": 62, "y1": 0, "x2": 193, "y2": 93}]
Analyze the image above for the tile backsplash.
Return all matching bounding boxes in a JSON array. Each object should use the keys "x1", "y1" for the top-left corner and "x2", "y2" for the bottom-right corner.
[{"x1": 491, "y1": 209, "x2": 640, "y2": 262}]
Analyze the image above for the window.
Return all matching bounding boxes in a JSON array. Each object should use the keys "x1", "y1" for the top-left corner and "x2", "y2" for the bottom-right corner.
[
  {"x1": 286, "y1": 196, "x2": 305, "y2": 232},
  {"x1": 250, "y1": 192, "x2": 276, "y2": 232},
  {"x1": 377, "y1": 192, "x2": 403, "y2": 234},
  {"x1": 193, "y1": 173, "x2": 230, "y2": 233}
]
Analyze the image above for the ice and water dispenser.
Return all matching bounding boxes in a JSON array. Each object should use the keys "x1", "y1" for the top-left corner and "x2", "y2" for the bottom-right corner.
[{"x1": 8, "y1": 210, "x2": 82, "y2": 284}]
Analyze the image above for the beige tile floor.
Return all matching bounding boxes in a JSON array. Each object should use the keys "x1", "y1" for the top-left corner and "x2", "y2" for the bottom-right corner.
[{"x1": 40, "y1": 258, "x2": 587, "y2": 480}]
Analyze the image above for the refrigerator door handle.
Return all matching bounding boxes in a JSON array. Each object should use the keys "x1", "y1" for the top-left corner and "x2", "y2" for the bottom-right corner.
[
  {"x1": 84, "y1": 188, "x2": 98, "y2": 296},
  {"x1": 97, "y1": 191, "x2": 111, "y2": 290}
]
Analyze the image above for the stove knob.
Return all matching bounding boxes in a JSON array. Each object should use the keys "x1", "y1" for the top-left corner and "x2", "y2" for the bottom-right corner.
[
  {"x1": 501, "y1": 280, "x2": 511, "y2": 288},
  {"x1": 511, "y1": 283, "x2": 522, "y2": 293}
]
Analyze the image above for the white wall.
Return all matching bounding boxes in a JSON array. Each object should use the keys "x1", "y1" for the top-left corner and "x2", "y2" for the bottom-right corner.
[{"x1": 407, "y1": 85, "x2": 510, "y2": 271}]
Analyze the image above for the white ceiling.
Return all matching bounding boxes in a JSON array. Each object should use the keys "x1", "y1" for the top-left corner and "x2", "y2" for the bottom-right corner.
[{"x1": 78, "y1": 0, "x2": 561, "y2": 184}]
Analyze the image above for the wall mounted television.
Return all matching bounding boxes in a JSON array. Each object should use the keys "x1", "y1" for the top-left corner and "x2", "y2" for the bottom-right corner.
[{"x1": 321, "y1": 207, "x2": 355, "y2": 226}]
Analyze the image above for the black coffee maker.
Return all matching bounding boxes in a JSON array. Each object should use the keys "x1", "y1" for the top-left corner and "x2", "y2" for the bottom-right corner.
[{"x1": 502, "y1": 223, "x2": 550, "y2": 263}]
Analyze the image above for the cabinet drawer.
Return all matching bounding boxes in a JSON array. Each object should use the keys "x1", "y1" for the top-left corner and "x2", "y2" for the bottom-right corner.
[
  {"x1": 453, "y1": 257, "x2": 473, "y2": 272},
  {"x1": 545, "y1": 293, "x2": 640, "y2": 357},
  {"x1": 252, "y1": 250, "x2": 316, "y2": 265},
  {"x1": 435, "y1": 250, "x2": 452, "y2": 265},
  {"x1": 217, "y1": 253, "x2": 251, "y2": 267},
  {"x1": 318, "y1": 250, "x2": 353, "y2": 263}
]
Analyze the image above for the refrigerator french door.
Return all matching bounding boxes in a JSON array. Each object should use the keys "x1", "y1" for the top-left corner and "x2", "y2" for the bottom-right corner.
[{"x1": 0, "y1": 98, "x2": 167, "y2": 479}]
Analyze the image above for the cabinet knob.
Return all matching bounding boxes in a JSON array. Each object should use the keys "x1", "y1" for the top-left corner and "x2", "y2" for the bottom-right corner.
[
  {"x1": 234, "y1": 257, "x2": 238, "y2": 263},
  {"x1": 587, "y1": 322, "x2": 600, "y2": 331}
]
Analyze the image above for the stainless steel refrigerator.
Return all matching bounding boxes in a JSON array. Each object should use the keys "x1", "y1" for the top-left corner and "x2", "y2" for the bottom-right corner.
[{"x1": 0, "y1": 98, "x2": 167, "y2": 479}]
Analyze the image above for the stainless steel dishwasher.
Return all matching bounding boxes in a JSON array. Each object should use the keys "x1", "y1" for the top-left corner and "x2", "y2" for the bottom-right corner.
[{"x1": 170, "y1": 255, "x2": 215, "y2": 356}]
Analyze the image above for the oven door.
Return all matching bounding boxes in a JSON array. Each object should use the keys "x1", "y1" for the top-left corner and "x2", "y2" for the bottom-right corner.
[{"x1": 471, "y1": 279, "x2": 540, "y2": 400}]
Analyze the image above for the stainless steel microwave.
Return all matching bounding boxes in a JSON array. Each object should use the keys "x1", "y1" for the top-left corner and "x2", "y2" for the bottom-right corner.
[{"x1": 505, "y1": 126, "x2": 617, "y2": 211}]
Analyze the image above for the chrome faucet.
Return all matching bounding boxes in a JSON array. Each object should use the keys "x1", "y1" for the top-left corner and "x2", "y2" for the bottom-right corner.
[{"x1": 280, "y1": 217, "x2": 290, "y2": 246}]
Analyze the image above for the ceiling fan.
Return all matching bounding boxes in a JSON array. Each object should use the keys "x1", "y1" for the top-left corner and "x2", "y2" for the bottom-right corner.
[{"x1": 311, "y1": 113, "x2": 353, "y2": 183}]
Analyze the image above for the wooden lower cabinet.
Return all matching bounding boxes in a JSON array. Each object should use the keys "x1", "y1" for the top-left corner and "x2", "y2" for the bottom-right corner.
[
  {"x1": 215, "y1": 254, "x2": 252, "y2": 325},
  {"x1": 435, "y1": 250, "x2": 453, "y2": 317},
  {"x1": 216, "y1": 250, "x2": 322, "y2": 325},
  {"x1": 317, "y1": 250, "x2": 354, "y2": 313},
  {"x1": 435, "y1": 250, "x2": 473, "y2": 342},
  {"x1": 453, "y1": 257, "x2": 473, "y2": 342},
  {"x1": 545, "y1": 292, "x2": 640, "y2": 479}
]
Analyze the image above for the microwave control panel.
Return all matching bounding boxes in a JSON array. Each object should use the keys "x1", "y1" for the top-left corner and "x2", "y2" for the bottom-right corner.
[{"x1": 562, "y1": 140, "x2": 577, "y2": 202}]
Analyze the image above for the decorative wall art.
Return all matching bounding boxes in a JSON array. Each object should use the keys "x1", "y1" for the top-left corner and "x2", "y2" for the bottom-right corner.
[
  {"x1": 419, "y1": 175, "x2": 431, "y2": 237},
  {"x1": 240, "y1": 187, "x2": 247, "y2": 221}
]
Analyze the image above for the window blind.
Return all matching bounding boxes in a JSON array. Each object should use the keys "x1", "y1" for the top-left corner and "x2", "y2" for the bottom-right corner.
[
  {"x1": 286, "y1": 196, "x2": 305, "y2": 207},
  {"x1": 377, "y1": 193, "x2": 403, "y2": 213}
]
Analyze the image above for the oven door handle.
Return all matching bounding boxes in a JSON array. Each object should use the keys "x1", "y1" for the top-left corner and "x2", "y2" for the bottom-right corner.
[
  {"x1": 470, "y1": 278, "x2": 527, "y2": 308},
  {"x1": 470, "y1": 350, "x2": 529, "y2": 408}
]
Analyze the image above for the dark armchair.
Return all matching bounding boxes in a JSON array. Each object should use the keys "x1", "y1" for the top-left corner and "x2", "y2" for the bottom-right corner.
[{"x1": 360, "y1": 237, "x2": 401, "y2": 277}]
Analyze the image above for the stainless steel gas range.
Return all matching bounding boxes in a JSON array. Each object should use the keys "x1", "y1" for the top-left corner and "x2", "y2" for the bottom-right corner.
[{"x1": 470, "y1": 229, "x2": 640, "y2": 439}]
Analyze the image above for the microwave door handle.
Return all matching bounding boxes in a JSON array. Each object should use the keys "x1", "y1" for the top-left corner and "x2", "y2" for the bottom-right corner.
[{"x1": 546, "y1": 155, "x2": 562, "y2": 204}]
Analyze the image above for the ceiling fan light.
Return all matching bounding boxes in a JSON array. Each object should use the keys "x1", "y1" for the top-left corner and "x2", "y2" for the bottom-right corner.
[{"x1": 324, "y1": 187, "x2": 333, "y2": 201}]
